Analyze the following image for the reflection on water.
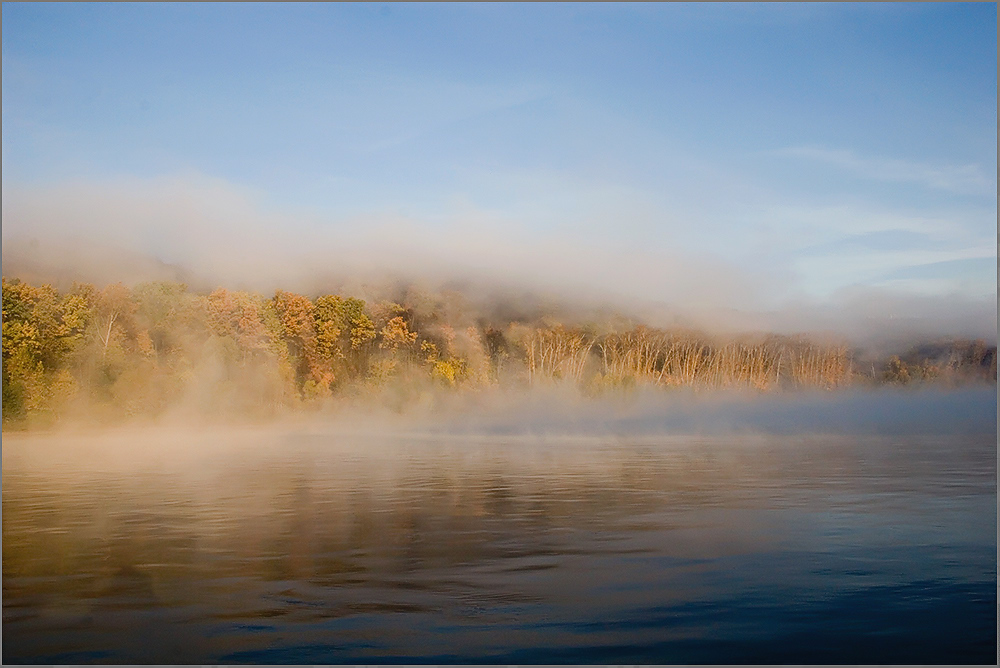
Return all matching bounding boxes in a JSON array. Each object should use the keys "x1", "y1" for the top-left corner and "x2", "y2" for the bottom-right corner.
[{"x1": 3, "y1": 426, "x2": 997, "y2": 664}]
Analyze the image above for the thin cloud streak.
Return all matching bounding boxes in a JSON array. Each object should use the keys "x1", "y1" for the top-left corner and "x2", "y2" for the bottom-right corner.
[{"x1": 778, "y1": 145, "x2": 996, "y2": 196}]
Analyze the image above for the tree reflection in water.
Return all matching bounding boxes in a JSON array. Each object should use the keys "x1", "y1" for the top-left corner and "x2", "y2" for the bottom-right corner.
[{"x1": 3, "y1": 427, "x2": 996, "y2": 663}]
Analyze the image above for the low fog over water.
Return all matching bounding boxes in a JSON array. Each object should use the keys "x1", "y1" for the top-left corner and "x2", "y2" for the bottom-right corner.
[
  {"x1": 418, "y1": 385, "x2": 999, "y2": 438},
  {"x1": 4, "y1": 388, "x2": 997, "y2": 663}
]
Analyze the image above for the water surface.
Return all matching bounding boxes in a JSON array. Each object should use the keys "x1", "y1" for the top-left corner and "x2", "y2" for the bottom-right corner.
[{"x1": 3, "y1": 400, "x2": 997, "y2": 664}]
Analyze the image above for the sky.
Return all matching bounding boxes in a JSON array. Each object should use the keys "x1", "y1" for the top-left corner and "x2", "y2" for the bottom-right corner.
[{"x1": 2, "y1": 3, "x2": 997, "y2": 338}]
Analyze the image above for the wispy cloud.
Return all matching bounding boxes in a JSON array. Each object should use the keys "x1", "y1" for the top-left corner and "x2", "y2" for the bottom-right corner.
[
  {"x1": 732, "y1": 202, "x2": 991, "y2": 258},
  {"x1": 358, "y1": 77, "x2": 549, "y2": 154},
  {"x1": 778, "y1": 146, "x2": 995, "y2": 196},
  {"x1": 790, "y1": 246, "x2": 996, "y2": 298}
]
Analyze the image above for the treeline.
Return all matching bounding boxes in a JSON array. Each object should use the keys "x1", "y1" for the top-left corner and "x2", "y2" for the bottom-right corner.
[{"x1": 2, "y1": 277, "x2": 996, "y2": 426}]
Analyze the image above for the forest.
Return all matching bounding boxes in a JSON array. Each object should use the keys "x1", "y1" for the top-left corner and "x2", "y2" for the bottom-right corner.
[{"x1": 2, "y1": 277, "x2": 996, "y2": 428}]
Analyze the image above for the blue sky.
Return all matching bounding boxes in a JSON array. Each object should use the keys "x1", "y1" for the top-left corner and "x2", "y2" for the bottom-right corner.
[{"x1": 2, "y1": 3, "x2": 996, "y2": 331}]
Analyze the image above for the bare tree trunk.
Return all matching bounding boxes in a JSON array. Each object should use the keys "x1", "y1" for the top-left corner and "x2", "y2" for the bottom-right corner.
[{"x1": 100, "y1": 312, "x2": 118, "y2": 358}]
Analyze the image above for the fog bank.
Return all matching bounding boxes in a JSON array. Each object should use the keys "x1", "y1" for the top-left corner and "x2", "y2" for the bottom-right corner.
[
  {"x1": 3, "y1": 175, "x2": 995, "y2": 348},
  {"x1": 402, "y1": 386, "x2": 999, "y2": 438}
]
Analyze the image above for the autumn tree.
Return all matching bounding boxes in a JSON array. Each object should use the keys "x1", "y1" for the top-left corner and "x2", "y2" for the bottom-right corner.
[
  {"x1": 205, "y1": 288, "x2": 270, "y2": 362},
  {"x1": 313, "y1": 294, "x2": 376, "y2": 384},
  {"x1": 516, "y1": 324, "x2": 594, "y2": 385},
  {"x1": 2, "y1": 279, "x2": 93, "y2": 422},
  {"x1": 93, "y1": 283, "x2": 135, "y2": 358},
  {"x1": 380, "y1": 316, "x2": 418, "y2": 354}
]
